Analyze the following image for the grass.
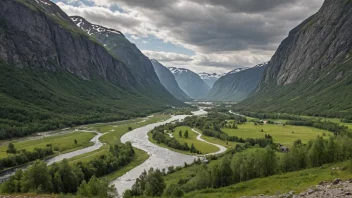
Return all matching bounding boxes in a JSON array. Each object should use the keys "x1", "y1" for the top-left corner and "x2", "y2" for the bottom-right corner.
[
  {"x1": 185, "y1": 160, "x2": 352, "y2": 198},
  {"x1": 222, "y1": 122, "x2": 330, "y2": 146},
  {"x1": 0, "y1": 132, "x2": 96, "y2": 158},
  {"x1": 172, "y1": 126, "x2": 219, "y2": 154},
  {"x1": 200, "y1": 134, "x2": 239, "y2": 149}
]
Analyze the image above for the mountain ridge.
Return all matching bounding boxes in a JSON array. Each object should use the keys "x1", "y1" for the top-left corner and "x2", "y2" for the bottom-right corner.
[
  {"x1": 206, "y1": 63, "x2": 267, "y2": 101},
  {"x1": 236, "y1": 0, "x2": 352, "y2": 117},
  {"x1": 0, "y1": 0, "x2": 181, "y2": 138},
  {"x1": 151, "y1": 59, "x2": 191, "y2": 101},
  {"x1": 168, "y1": 67, "x2": 210, "y2": 99}
]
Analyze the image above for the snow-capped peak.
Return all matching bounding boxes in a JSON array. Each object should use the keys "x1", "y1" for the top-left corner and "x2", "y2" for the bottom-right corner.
[
  {"x1": 198, "y1": 72, "x2": 224, "y2": 80},
  {"x1": 228, "y1": 67, "x2": 249, "y2": 74},
  {"x1": 168, "y1": 67, "x2": 191, "y2": 75}
]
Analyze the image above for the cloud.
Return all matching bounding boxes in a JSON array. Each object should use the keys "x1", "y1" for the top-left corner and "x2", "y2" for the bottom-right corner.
[
  {"x1": 53, "y1": 0, "x2": 324, "y2": 72},
  {"x1": 142, "y1": 50, "x2": 193, "y2": 62}
]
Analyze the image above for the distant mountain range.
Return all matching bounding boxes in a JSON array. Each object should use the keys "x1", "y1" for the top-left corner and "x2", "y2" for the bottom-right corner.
[
  {"x1": 151, "y1": 60, "x2": 191, "y2": 101},
  {"x1": 198, "y1": 72, "x2": 224, "y2": 88},
  {"x1": 168, "y1": 67, "x2": 210, "y2": 99},
  {"x1": 206, "y1": 63, "x2": 267, "y2": 101},
  {"x1": 236, "y1": 0, "x2": 352, "y2": 117}
]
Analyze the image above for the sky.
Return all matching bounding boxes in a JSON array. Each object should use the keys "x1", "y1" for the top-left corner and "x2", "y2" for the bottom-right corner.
[{"x1": 51, "y1": 0, "x2": 324, "y2": 74}]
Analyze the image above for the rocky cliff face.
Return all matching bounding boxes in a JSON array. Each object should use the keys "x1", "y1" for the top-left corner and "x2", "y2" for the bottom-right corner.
[
  {"x1": 207, "y1": 64, "x2": 267, "y2": 102},
  {"x1": 151, "y1": 60, "x2": 191, "y2": 101},
  {"x1": 237, "y1": 0, "x2": 352, "y2": 116},
  {"x1": 169, "y1": 67, "x2": 210, "y2": 99},
  {"x1": 70, "y1": 16, "x2": 163, "y2": 86},
  {"x1": 0, "y1": 0, "x2": 182, "y2": 136},
  {"x1": 261, "y1": 0, "x2": 352, "y2": 87},
  {"x1": 70, "y1": 16, "x2": 179, "y2": 104},
  {"x1": 0, "y1": 0, "x2": 134, "y2": 87}
]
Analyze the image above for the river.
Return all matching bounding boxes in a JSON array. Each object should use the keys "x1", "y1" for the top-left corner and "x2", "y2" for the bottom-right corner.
[{"x1": 110, "y1": 109, "x2": 227, "y2": 195}]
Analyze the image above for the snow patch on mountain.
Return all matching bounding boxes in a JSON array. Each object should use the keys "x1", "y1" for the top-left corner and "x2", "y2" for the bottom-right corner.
[
  {"x1": 70, "y1": 16, "x2": 123, "y2": 37},
  {"x1": 168, "y1": 67, "x2": 191, "y2": 75},
  {"x1": 198, "y1": 72, "x2": 224, "y2": 80}
]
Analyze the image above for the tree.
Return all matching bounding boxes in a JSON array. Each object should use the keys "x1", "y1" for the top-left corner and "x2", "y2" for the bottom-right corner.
[
  {"x1": 77, "y1": 176, "x2": 118, "y2": 198},
  {"x1": 184, "y1": 130, "x2": 189, "y2": 138},
  {"x1": 20, "y1": 160, "x2": 53, "y2": 193},
  {"x1": 74, "y1": 139, "x2": 78, "y2": 145},
  {"x1": 7, "y1": 143, "x2": 16, "y2": 154},
  {"x1": 179, "y1": 130, "x2": 182, "y2": 137},
  {"x1": 163, "y1": 184, "x2": 184, "y2": 197},
  {"x1": 128, "y1": 126, "x2": 133, "y2": 131}
]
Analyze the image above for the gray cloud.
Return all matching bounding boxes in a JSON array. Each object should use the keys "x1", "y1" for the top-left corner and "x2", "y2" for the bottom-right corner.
[{"x1": 54, "y1": 0, "x2": 324, "y2": 72}]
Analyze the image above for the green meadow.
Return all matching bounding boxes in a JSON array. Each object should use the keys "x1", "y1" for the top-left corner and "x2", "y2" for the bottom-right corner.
[{"x1": 222, "y1": 122, "x2": 330, "y2": 146}]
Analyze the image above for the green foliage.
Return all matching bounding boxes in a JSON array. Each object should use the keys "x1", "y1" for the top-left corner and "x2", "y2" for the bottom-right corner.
[
  {"x1": 1, "y1": 142, "x2": 135, "y2": 195},
  {"x1": 130, "y1": 168, "x2": 166, "y2": 197},
  {"x1": 0, "y1": 147, "x2": 53, "y2": 170},
  {"x1": 77, "y1": 176, "x2": 118, "y2": 198},
  {"x1": 6, "y1": 143, "x2": 16, "y2": 154},
  {"x1": 184, "y1": 130, "x2": 189, "y2": 138}
]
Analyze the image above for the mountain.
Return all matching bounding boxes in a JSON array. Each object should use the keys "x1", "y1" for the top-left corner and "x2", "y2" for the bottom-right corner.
[
  {"x1": 151, "y1": 60, "x2": 191, "y2": 101},
  {"x1": 236, "y1": 0, "x2": 352, "y2": 117},
  {"x1": 206, "y1": 64, "x2": 267, "y2": 101},
  {"x1": 198, "y1": 72, "x2": 224, "y2": 88},
  {"x1": 70, "y1": 16, "x2": 180, "y2": 105},
  {"x1": 0, "y1": 0, "x2": 181, "y2": 138},
  {"x1": 169, "y1": 67, "x2": 210, "y2": 99}
]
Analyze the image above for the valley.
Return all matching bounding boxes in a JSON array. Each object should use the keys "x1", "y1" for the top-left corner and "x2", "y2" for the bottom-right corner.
[{"x1": 0, "y1": 0, "x2": 352, "y2": 197}]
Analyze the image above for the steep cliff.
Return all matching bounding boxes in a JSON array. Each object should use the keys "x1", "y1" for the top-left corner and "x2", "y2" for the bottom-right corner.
[
  {"x1": 151, "y1": 60, "x2": 191, "y2": 101},
  {"x1": 70, "y1": 16, "x2": 180, "y2": 105},
  {"x1": 169, "y1": 67, "x2": 210, "y2": 99},
  {"x1": 236, "y1": 0, "x2": 352, "y2": 117},
  {"x1": 0, "y1": 0, "x2": 179, "y2": 138},
  {"x1": 207, "y1": 63, "x2": 267, "y2": 101}
]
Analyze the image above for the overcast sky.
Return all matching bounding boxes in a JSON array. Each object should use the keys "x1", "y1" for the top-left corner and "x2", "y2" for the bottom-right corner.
[{"x1": 51, "y1": 0, "x2": 324, "y2": 74}]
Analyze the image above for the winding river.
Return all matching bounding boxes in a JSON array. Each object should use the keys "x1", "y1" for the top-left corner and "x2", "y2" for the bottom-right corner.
[
  {"x1": 111, "y1": 109, "x2": 227, "y2": 195},
  {"x1": 0, "y1": 108, "x2": 227, "y2": 196},
  {"x1": 0, "y1": 130, "x2": 104, "y2": 182}
]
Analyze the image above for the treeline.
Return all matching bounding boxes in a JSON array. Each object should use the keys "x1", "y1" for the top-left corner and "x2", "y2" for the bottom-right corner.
[
  {"x1": 287, "y1": 120, "x2": 351, "y2": 136},
  {"x1": 202, "y1": 129, "x2": 273, "y2": 148},
  {"x1": 128, "y1": 134, "x2": 352, "y2": 197},
  {"x1": 1, "y1": 142, "x2": 135, "y2": 196},
  {"x1": 0, "y1": 143, "x2": 53, "y2": 170},
  {"x1": 151, "y1": 125, "x2": 201, "y2": 154},
  {"x1": 238, "y1": 111, "x2": 306, "y2": 121}
]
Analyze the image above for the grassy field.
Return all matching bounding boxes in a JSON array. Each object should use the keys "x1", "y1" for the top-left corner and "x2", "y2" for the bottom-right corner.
[
  {"x1": 200, "y1": 134, "x2": 239, "y2": 149},
  {"x1": 0, "y1": 132, "x2": 96, "y2": 158},
  {"x1": 185, "y1": 160, "x2": 352, "y2": 198},
  {"x1": 172, "y1": 126, "x2": 219, "y2": 154},
  {"x1": 222, "y1": 123, "x2": 330, "y2": 146},
  {"x1": 321, "y1": 118, "x2": 352, "y2": 129}
]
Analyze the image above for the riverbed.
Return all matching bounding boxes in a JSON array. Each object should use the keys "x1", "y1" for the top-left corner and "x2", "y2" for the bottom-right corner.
[{"x1": 110, "y1": 109, "x2": 227, "y2": 195}]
